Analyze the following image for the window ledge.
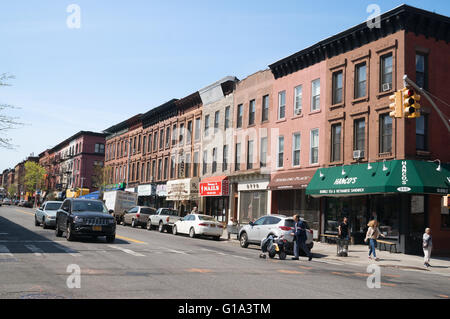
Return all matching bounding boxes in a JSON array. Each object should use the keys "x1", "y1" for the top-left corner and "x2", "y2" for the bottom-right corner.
[
  {"x1": 308, "y1": 110, "x2": 322, "y2": 116},
  {"x1": 330, "y1": 103, "x2": 345, "y2": 110},
  {"x1": 276, "y1": 118, "x2": 287, "y2": 124},
  {"x1": 377, "y1": 90, "x2": 394, "y2": 98},
  {"x1": 291, "y1": 114, "x2": 304, "y2": 120},
  {"x1": 352, "y1": 97, "x2": 369, "y2": 105}
]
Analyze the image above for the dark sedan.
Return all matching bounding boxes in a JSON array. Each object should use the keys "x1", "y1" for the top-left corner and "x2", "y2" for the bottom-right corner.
[{"x1": 55, "y1": 198, "x2": 116, "y2": 242}]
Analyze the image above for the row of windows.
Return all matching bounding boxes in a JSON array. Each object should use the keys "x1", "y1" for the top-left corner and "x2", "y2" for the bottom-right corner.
[{"x1": 274, "y1": 129, "x2": 320, "y2": 169}]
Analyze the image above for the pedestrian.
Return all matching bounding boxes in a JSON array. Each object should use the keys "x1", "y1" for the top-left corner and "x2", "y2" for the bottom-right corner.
[
  {"x1": 191, "y1": 206, "x2": 198, "y2": 214},
  {"x1": 290, "y1": 214, "x2": 312, "y2": 261},
  {"x1": 338, "y1": 217, "x2": 350, "y2": 240},
  {"x1": 423, "y1": 228, "x2": 432, "y2": 268},
  {"x1": 364, "y1": 220, "x2": 385, "y2": 261}
]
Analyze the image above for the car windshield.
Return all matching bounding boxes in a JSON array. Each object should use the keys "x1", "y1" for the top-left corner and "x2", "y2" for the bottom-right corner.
[
  {"x1": 45, "y1": 203, "x2": 62, "y2": 210},
  {"x1": 141, "y1": 208, "x2": 156, "y2": 214},
  {"x1": 162, "y1": 209, "x2": 178, "y2": 216},
  {"x1": 284, "y1": 219, "x2": 295, "y2": 228},
  {"x1": 198, "y1": 215, "x2": 216, "y2": 222},
  {"x1": 72, "y1": 201, "x2": 108, "y2": 213}
]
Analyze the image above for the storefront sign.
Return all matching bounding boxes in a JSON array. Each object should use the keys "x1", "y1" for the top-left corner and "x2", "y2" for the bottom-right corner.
[
  {"x1": 199, "y1": 180, "x2": 229, "y2": 197},
  {"x1": 156, "y1": 184, "x2": 167, "y2": 197},
  {"x1": 238, "y1": 181, "x2": 269, "y2": 192},
  {"x1": 138, "y1": 184, "x2": 154, "y2": 197},
  {"x1": 167, "y1": 178, "x2": 199, "y2": 201}
]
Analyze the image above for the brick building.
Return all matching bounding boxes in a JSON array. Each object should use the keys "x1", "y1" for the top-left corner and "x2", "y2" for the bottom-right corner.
[{"x1": 270, "y1": 5, "x2": 450, "y2": 254}]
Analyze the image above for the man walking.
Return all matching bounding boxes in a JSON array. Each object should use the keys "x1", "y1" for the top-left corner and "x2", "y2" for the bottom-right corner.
[
  {"x1": 338, "y1": 217, "x2": 350, "y2": 240},
  {"x1": 291, "y1": 214, "x2": 312, "y2": 261}
]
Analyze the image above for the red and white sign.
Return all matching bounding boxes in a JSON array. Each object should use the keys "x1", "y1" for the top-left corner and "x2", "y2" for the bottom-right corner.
[{"x1": 199, "y1": 178, "x2": 229, "y2": 197}]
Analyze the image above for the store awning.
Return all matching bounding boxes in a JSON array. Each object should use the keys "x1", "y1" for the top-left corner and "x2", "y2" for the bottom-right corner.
[
  {"x1": 268, "y1": 169, "x2": 317, "y2": 190},
  {"x1": 167, "y1": 178, "x2": 199, "y2": 201},
  {"x1": 199, "y1": 176, "x2": 229, "y2": 196},
  {"x1": 79, "y1": 191, "x2": 100, "y2": 200},
  {"x1": 306, "y1": 160, "x2": 449, "y2": 197}
]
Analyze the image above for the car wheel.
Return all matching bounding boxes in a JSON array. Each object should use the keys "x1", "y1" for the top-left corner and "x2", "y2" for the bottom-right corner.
[
  {"x1": 240, "y1": 232, "x2": 249, "y2": 248},
  {"x1": 189, "y1": 227, "x2": 196, "y2": 238},
  {"x1": 131, "y1": 219, "x2": 137, "y2": 228},
  {"x1": 42, "y1": 217, "x2": 48, "y2": 229},
  {"x1": 66, "y1": 224, "x2": 75, "y2": 241},
  {"x1": 213, "y1": 236, "x2": 221, "y2": 241},
  {"x1": 146, "y1": 220, "x2": 152, "y2": 230},
  {"x1": 35, "y1": 215, "x2": 40, "y2": 227},
  {"x1": 172, "y1": 225, "x2": 178, "y2": 235},
  {"x1": 106, "y1": 235, "x2": 115, "y2": 243},
  {"x1": 158, "y1": 222, "x2": 165, "y2": 233},
  {"x1": 55, "y1": 222, "x2": 63, "y2": 237},
  {"x1": 268, "y1": 251, "x2": 276, "y2": 259}
]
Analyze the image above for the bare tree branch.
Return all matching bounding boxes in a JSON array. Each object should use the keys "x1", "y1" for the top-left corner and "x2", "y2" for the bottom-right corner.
[{"x1": 0, "y1": 73, "x2": 23, "y2": 149}]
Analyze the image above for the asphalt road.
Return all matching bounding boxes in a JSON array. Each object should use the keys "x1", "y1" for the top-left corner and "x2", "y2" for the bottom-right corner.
[{"x1": 0, "y1": 205, "x2": 449, "y2": 299}]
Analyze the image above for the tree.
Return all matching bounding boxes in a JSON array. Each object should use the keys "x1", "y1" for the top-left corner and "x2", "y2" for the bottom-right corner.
[
  {"x1": 0, "y1": 73, "x2": 23, "y2": 149},
  {"x1": 24, "y1": 161, "x2": 46, "y2": 196},
  {"x1": 7, "y1": 184, "x2": 17, "y2": 198},
  {"x1": 91, "y1": 164, "x2": 111, "y2": 191}
]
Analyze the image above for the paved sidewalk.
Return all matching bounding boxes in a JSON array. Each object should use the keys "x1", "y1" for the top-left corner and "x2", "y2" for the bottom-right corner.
[{"x1": 221, "y1": 230, "x2": 450, "y2": 276}]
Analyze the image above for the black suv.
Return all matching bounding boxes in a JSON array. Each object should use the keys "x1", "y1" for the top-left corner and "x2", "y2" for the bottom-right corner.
[{"x1": 55, "y1": 199, "x2": 116, "y2": 242}]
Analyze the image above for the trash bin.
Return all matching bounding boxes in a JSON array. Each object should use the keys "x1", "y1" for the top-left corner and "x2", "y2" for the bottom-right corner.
[{"x1": 336, "y1": 238, "x2": 350, "y2": 257}]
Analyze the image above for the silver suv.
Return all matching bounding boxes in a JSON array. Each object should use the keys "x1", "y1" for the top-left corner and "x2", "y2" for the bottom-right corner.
[{"x1": 239, "y1": 215, "x2": 314, "y2": 254}]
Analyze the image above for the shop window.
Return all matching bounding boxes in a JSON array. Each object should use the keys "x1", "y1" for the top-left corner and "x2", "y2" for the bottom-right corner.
[{"x1": 239, "y1": 191, "x2": 267, "y2": 224}]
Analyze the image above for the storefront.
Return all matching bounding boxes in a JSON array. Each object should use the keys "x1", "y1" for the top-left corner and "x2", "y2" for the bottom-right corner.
[
  {"x1": 156, "y1": 184, "x2": 171, "y2": 209},
  {"x1": 167, "y1": 178, "x2": 200, "y2": 216},
  {"x1": 199, "y1": 176, "x2": 230, "y2": 222},
  {"x1": 306, "y1": 160, "x2": 450, "y2": 254},
  {"x1": 237, "y1": 179, "x2": 270, "y2": 224},
  {"x1": 137, "y1": 184, "x2": 156, "y2": 207},
  {"x1": 269, "y1": 169, "x2": 320, "y2": 237}
]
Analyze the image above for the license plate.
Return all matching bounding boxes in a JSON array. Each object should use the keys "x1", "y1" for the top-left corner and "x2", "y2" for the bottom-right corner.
[{"x1": 93, "y1": 226, "x2": 102, "y2": 231}]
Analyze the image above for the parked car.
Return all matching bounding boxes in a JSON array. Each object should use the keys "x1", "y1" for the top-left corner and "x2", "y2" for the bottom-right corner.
[
  {"x1": 172, "y1": 214, "x2": 224, "y2": 240},
  {"x1": 122, "y1": 206, "x2": 157, "y2": 228},
  {"x1": 55, "y1": 199, "x2": 116, "y2": 242},
  {"x1": 2, "y1": 198, "x2": 12, "y2": 206},
  {"x1": 13, "y1": 199, "x2": 20, "y2": 205},
  {"x1": 238, "y1": 215, "x2": 314, "y2": 255},
  {"x1": 147, "y1": 208, "x2": 182, "y2": 232},
  {"x1": 35, "y1": 201, "x2": 63, "y2": 229}
]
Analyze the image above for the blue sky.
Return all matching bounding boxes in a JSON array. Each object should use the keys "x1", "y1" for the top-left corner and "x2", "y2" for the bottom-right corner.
[{"x1": 0, "y1": 0, "x2": 449, "y2": 170}]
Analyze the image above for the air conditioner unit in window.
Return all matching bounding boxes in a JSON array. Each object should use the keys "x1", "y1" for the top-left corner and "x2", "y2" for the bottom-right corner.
[
  {"x1": 294, "y1": 108, "x2": 302, "y2": 116},
  {"x1": 382, "y1": 83, "x2": 392, "y2": 92},
  {"x1": 353, "y1": 150, "x2": 365, "y2": 160}
]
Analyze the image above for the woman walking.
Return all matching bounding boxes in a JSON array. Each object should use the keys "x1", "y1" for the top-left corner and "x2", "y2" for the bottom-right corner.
[
  {"x1": 423, "y1": 228, "x2": 433, "y2": 268},
  {"x1": 365, "y1": 220, "x2": 385, "y2": 261}
]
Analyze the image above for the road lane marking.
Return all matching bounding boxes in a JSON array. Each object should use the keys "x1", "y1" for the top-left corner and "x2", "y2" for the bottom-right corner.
[
  {"x1": 168, "y1": 249, "x2": 188, "y2": 255},
  {"x1": 438, "y1": 294, "x2": 449, "y2": 299},
  {"x1": 299, "y1": 266, "x2": 313, "y2": 270},
  {"x1": 187, "y1": 268, "x2": 213, "y2": 273},
  {"x1": 0, "y1": 245, "x2": 13, "y2": 257},
  {"x1": 278, "y1": 270, "x2": 304, "y2": 275},
  {"x1": 332, "y1": 272, "x2": 351, "y2": 277},
  {"x1": 381, "y1": 282, "x2": 397, "y2": 287},
  {"x1": 107, "y1": 245, "x2": 145, "y2": 257},
  {"x1": 52, "y1": 244, "x2": 82, "y2": 257},
  {"x1": 384, "y1": 274, "x2": 401, "y2": 278},
  {"x1": 115, "y1": 235, "x2": 146, "y2": 244},
  {"x1": 24, "y1": 244, "x2": 44, "y2": 257},
  {"x1": 14, "y1": 209, "x2": 34, "y2": 216}
]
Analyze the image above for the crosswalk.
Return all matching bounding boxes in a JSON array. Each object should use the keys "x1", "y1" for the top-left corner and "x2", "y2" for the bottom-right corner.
[{"x1": 0, "y1": 242, "x2": 252, "y2": 261}]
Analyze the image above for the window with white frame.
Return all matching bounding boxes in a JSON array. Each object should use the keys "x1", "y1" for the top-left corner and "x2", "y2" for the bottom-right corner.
[
  {"x1": 278, "y1": 91, "x2": 286, "y2": 120},
  {"x1": 292, "y1": 133, "x2": 301, "y2": 167},
  {"x1": 311, "y1": 79, "x2": 320, "y2": 111},
  {"x1": 310, "y1": 129, "x2": 319, "y2": 164},
  {"x1": 294, "y1": 85, "x2": 302, "y2": 115},
  {"x1": 277, "y1": 136, "x2": 284, "y2": 168}
]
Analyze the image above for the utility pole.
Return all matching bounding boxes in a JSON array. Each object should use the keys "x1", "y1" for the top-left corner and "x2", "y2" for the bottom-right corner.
[{"x1": 403, "y1": 75, "x2": 450, "y2": 133}]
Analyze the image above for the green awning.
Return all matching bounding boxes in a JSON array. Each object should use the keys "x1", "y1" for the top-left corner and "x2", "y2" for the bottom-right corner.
[{"x1": 306, "y1": 160, "x2": 449, "y2": 197}]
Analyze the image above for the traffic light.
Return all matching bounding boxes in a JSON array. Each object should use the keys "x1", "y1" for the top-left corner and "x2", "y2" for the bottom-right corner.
[
  {"x1": 389, "y1": 91, "x2": 403, "y2": 118},
  {"x1": 402, "y1": 87, "x2": 421, "y2": 118}
]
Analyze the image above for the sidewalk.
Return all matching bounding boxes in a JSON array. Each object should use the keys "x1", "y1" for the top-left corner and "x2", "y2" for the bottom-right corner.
[{"x1": 221, "y1": 230, "x2": 450, "y2": 276}]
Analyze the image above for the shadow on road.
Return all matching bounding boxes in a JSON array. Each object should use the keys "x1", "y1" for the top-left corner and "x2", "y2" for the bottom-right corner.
[{"x1": 0, "y1": 215, "x2": 129, "y2": 254}]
